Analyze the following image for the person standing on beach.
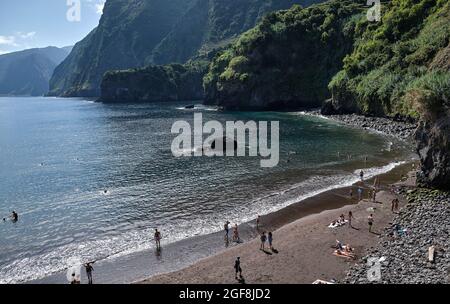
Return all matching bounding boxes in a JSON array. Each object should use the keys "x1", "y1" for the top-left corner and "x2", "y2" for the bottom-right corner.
[
  {"x1": 360, "y1": 170, "x2": 365, "y2": 181},
  {"x1": 85, "y1": 263, "x2": 94, "y2": 284},
  {"x1": 349, "y1": 188, "x2": 353, "y2": 199},
  {"x1": 348, "y1": 211, "x2": 354, "y2": 228},
  {"x1": 224, "y1": 221, "x2": 230, "y2": 241},
  {"x1": 268, "y1": 232, "x2": 273, "y2": 251},
  {"x1": 154, "y1": 229, "x2": 162, "y2": 250},
  {"x1": 256, "y1": 216, "x2": 261, "y2": 230},
  {"x1": 260, "y1": 232, "x2": 267, "y2": 251},
  {"x1": 357, "y1": 187, "x2": 363, "y2": 201},
  {"x1": 234, "y1": 257, "x2": 242, "y2": 279},
  {"x1": 368, "y1": 214, "x2": 374, "y2": 232},
  {"x1": 233, "y1": 224, "x2": 240, "y2": 242},
  {"x1": 394, "y1": 198, "x2": 399, "y2": 212}
]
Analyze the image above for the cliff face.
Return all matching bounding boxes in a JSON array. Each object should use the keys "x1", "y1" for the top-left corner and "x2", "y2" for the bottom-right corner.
[
  {"x1": 416, "y1": 115, "x2": 450, "y2": 190},
  {"x1": 99, "y1": 61, "x2": 208, "y2": 103},
  {"x1": 203, "y1": 0, "x2": 364, "y2": 110},
  {"x1": 151, "y1": 0, "x2": 322, "y2": 65},
  {"x1": 49, "y1": 0, "x2": 196, "y2": 97},
  {"x1": 50, "y1": 0, "x2": 323, "y2": 97},
  {"x1": 322, "y1": 0, "x2": 450, "y2": 189}
]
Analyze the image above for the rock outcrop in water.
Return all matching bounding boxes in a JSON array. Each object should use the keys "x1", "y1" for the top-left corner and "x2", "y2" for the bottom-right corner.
[{"x1": 99, "y1": 61, "x2": 208, "y2": 103}]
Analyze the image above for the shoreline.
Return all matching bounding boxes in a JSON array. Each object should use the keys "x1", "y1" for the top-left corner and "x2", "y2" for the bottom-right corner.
[
  {"x1": 141, "y1": 164, "x2": 417, "y2": 284},
  {"x1": 138, "y1": 114, "x2": 420, "y2": 284},
  {"x1": 26, "y1": 110, "x2": 418, "y2": 284}
]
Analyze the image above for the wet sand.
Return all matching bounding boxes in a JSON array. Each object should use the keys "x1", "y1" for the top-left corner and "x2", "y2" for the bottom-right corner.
[{"x1": 140, "y1": 163, "x2": 417, "y2": 284}]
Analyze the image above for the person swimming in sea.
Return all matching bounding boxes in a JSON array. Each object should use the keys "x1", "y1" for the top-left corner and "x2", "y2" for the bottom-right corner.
[{"x1": 11, "y1": 211, "x2": 18, "y2": 222}]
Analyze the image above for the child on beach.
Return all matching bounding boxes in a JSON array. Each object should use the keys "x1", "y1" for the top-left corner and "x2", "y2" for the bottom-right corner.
[{"x1": 368, "y1": 214, "x2": 374, "y2": 232}]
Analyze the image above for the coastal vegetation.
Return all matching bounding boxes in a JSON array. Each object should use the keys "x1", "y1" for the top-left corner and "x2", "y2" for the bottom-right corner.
[
  {"x1": 203, "y1": 0, "x2": 366, "y2": 109},
  {"x1": 100, "y1": 60, "x2": 209, "y2": 102},
  {"x1": 50, "y1": 0, "x2": 323, "y2": 97}
]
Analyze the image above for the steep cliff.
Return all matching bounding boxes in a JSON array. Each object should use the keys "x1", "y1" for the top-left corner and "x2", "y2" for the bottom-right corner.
[
  {"x1": 151, "y1": 0, "x2": 323, "y2": 65},
  {"x1": 323, "y1": 0, "x2": 450, "y2": 189},
  {"x1": 203, "y1": 0, "x2": 364, "y2": 110},
  {"x1": 50, "y1": 0, "x2": 324, "y2": 97},
  {"x1": 49, "y1": 0, "x2": 196, "y2": 97}
]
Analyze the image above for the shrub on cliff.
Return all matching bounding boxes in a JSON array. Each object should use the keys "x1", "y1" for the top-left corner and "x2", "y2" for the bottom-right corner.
[{"x1": 204, "y1": 0, "x2": 365, "y2": 110}]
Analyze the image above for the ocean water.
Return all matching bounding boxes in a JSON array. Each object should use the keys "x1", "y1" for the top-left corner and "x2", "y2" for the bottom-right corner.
[{"x1": 0, "y1": 97, "x2": 413, "y2": 283}]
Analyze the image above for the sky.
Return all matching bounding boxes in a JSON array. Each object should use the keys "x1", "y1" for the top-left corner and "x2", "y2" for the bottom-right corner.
[{"x1": 0, "y1": 0, "x2": 105, "y2": 55}]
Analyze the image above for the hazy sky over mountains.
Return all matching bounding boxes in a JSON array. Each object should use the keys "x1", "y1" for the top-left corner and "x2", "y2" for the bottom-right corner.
[{"x1": 0, "y1": 0, "x2": 104, "y2": 54}]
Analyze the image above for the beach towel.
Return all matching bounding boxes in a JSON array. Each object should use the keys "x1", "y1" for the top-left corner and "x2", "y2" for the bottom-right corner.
[
  {"x1": 328, "y1": 220, "x2": 348, "y2": 229},
  {"x1": 313, "y1": 279, "x2": 335, "y2": 284}
]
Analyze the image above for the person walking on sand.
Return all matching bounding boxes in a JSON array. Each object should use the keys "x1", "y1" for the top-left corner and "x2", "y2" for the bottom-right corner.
[
  {"x1": 394, "y1": 198, "x2": 399, "y2": 212},
  {"x1": 260, "y1": 232, "x2": 267, "y2": 251},
  {"x1": 268, "y1": 232, "x2": 273, "y2": 251},
  {"x1": 256, "y1": 216, "x2": 261, "y2": 230},
  {"x1": 368, "y1": 214, "x2": 374, "y2": 232},
  {"x1": 154, "y1": 229, "x2": 162, "y2": 250},
  {"x1": 224, "y1": 221, "x2": 230, "y2": 241},
  {"x1": 233, "y1": 224, "x2": 240, "y2": 242},
  {"x1": 348, "y1": 211, "x2": 354, "y2": 228},
  {"x1": 349, "y1": 188, "x2": 353, "y2": 199},
  {"x1": 357, "y1": 187, "x2": 363, "y2": 201},
  {"x1": 391, "y1": 198, "x2": 396, "y2": 212},
  {"x1": 85, "y1": 263, "x2": 94, "y2": 284},
  {"x1": 234, "y1": 257, "x2": 242, "y2": 279}
]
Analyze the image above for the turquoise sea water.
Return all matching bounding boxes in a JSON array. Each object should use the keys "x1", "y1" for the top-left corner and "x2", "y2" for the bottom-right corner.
[{"x1": 0, "y1": 97, "x2": 413, "y2": 283}]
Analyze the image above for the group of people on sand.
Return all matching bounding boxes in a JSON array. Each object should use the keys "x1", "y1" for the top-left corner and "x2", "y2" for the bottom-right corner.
[
  {"x1": 334, "y1": 240, "x2": 356, "y2": 259},
  {"x1": 224, "y1": 221, "x2": 241, "y2": 243},
  {"x1": 69, "y1": 262, "x2": 95, "y2": 285},
  {"x1": 259, "y1": 231, "x2": 274, "y2": 252},
  {"x1": 2, "y1": 211, "x2": 19, "y2": 223}
]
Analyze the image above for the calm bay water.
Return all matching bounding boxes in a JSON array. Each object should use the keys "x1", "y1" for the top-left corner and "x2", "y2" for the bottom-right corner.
[{"x1": 0, "y1": 97, "x2": 413, "y2": 283}]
